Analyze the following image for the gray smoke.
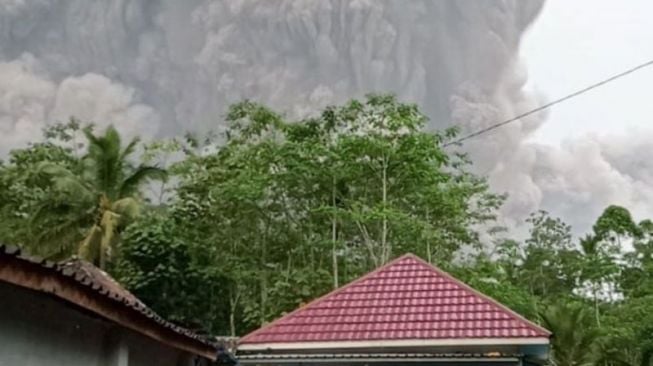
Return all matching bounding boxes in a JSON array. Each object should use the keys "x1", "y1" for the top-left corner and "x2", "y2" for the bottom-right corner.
[
  {"x1": 3, "y1": 0, "x2": 648, "y2": 234},
  {"x1": 0, "y1": 1, "x2": 543, "y2": 134}
]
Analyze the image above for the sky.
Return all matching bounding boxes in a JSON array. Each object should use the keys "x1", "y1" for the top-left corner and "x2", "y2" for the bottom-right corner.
[
  {"x1": 1, "y1": 1, "x2": 650, "y2": 235},
  {"x1": 523, "y1": 0, "x2": 653, "y2": 145}
]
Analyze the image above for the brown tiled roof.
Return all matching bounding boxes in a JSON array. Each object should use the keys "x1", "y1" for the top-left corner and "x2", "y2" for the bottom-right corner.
[
  {"x1": 59, "y1": 259, "x2": 145, "y2": 306},
  {"x1": 0, "y1": 244, "x2": 216, "y2": 360}
]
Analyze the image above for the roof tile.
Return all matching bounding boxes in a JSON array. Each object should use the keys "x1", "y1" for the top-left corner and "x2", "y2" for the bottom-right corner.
[
  {"x1": 241, "y1": 254, "x2": 550, "y2": 345},
  {"x1": 0, "y1": 244, "x2": 214, "y2": 348}
]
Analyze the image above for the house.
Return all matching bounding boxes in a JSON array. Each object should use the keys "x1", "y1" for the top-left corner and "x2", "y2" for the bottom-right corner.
[
  {"x1": 238, "y1": 254, "x2": 550, "y2": 366},
  {"x1": 0, "y1": 244, "x2": 217, "y2": 366}
]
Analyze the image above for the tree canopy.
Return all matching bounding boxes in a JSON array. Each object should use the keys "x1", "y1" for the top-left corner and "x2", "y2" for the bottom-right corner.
[{"x1": 1, "y1": 96, "x2": 652, "y2": 364}]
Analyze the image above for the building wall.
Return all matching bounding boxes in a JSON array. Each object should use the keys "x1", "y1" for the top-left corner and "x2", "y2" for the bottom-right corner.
[{"x1": 0, "y1": 282, "x2": 208, "y2": 366}]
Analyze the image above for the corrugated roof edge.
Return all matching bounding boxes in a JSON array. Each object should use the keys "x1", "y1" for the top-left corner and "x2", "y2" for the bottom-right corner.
[
  {"x1": 0, "y1": 243, "x2": 217, "y2": 360},
  {"x1": 239, "y1": 253, "x2": 551, "y2": 346}
]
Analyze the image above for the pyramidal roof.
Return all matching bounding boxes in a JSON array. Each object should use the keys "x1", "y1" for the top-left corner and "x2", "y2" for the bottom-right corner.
[{"x1": 240, "y1": 254, "x2": 550, "y2": 350}]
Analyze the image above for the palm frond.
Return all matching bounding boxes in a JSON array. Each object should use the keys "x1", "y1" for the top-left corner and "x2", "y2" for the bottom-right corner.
[
  {"x1": 29, "y1": 125, "x2": 152, "y2": 268},
  {"x1": 119, "y1": 166, "x2": 167, "y2": 198},
  {"x1": 82, "y1": 125, "x2": 102, "y2": 149},
  {"x1": 37, "y1": 161, "x2": 83, "y2": 185},
  {"x1": 540, "y1": 303, "x2": 602, "y2": 366},
  {"x1": 28, "y1": 197, "x2": 95, "y2": 256},
  {"x1": 120, "y1": 136, "x2": 141, "y2": 162},
  {"x1": 112, "y1": 197, "x2": 140, "y2": 221},
  {"x1": 84, "y1": 125, "x2": 124, "y2": 199}
]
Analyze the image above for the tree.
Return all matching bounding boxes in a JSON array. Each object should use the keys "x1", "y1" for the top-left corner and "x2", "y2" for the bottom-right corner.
[
  {"x1": 540, "y1": 302, "x2": 604, "y2": 366},
  {"x1": 33, "y1": 124, "x2": 166, "y2": 267},
  {"x1": 453, "y1": 253, "x2": 539, "y2": 320},
  {"x1": 577, "y1": 206, "x2": 636, "y2": 327},
  {"x1": 577, "y1": 234, "x2": 619, "y2": 327},
  {"x1": 113, "y1": 212, "x2": 232, "y2": 335},
  {"x1": 0, "y1": 121, "x2": 84, "y2": 249},
  {"x1": 519, "y1": 211, "x2": 580, "y2": 299},
  {"x1": 620, "y1": 220, "x2": 653, "y2": 297},
  {"x1": 593, "y1": 205, "x2": 640, "y2": 248},
  {"x1": 301, "y1": 95, "x2": 503, "y2": 268},
  {"x1": 170, "y1": 95, "x2": 503, "y2": 330},
  {"x1": 600, "y1": 295, "x2": 653, "y2": 366}
]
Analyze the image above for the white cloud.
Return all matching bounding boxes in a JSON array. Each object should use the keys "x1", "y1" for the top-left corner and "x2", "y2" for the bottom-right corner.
[
  {"x1": 52, "y1": 73, "x2": 160, "y2": 139},
  {"x1": 0, "y1": 55, "x2": 159, "y2": 154}
]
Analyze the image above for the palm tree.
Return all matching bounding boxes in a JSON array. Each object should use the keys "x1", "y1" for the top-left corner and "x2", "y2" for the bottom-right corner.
[
  {"x1": 540, "y1": 302, "x2": 604, "y2": 366},
  {"x1": 33, "y1": 125, "x2": 166, "y2": 268},
  {"x1": 641, "y1": 344, "x2": 653, "y2": 366},
  {"x1": 542, "y1": 301, "x2": 653, "y2": 366}
]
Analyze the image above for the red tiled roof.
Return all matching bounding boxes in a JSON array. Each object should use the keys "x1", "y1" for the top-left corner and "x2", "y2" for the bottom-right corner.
[{"x1": 240, "y1": 254, "x2": 550, "y2": 346}]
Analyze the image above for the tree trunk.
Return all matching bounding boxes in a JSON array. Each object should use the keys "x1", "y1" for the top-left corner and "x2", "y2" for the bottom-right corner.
[
  {"x1": 594, "y1": 285, "x2": 601, "y2": 327},
  {"x1": 540, "y1": 265, "x2": 546, "y2": 297},
  {"x1": 356, "y1": 220, "x2": 379, "y2": 267},
  {"x1": 259, "y1": 221, "x2": 269, "y2": 326},
  {"x1": 229, "y1": 312, "x2": 235, "y2": 337},
  {"x1": 332, "y1": 175, "x2": 338, "y2": 288},
  {"x1": 381, "y1": 155, "x2": 389, "y2": 263},
  {"x1": 229, "y1": 292, "x2": 237, "y2": 337},
  {"x1": 426, "y1": 211, "x2": 432, "y2": 263}
]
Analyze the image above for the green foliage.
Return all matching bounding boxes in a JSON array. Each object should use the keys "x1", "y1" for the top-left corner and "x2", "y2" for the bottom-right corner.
[
  {"x1": 540, "y1": 302, "x2": 604, "y2": 366},
  {"x1": 594, "y1": 205, "x2": 641, "y2": 244},
  {"x1": 601, "y1": 296, "x2": 653, "y2": 366},
  {"x1": 3, "y1": 99, "x2": 653, "y2": 366},
  {"x1": 169, "y1": 94, "x2": 503, "y2": 330},
  {"x1": 0, "y1": 121, "x2": 166, "y2": 267},
  {"x1": 113, "y1": 212, "x2": 232, "y2": 335},
  {"x1": 0, "y1": 121, "x2": 85, "y2": 251},
  {"x1": 452, "y1": 256, "x2": 539, "y2": 319},
  {"x1": 519, "y1": 211, "x2": 580, "y2": 298},
  {"x1": 469, "y1": 207, "x2": 653, "y2": 366},
  {"x1": 621, "y1": 220, "x2": 653, "y2": 297}
]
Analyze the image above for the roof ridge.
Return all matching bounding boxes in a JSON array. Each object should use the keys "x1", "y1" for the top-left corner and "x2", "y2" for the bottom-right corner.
[
  {"x1": 240, "y1": 254, "x2": 414, "y2": 344},
  {"x1": 407, "y1": 255, "x2": 551, "y2": 337},
  {"x1": 240, "y1": 253, "x2": 550, "y2": 346}
]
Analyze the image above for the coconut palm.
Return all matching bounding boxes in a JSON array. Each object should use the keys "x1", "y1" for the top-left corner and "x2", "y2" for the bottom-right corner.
[
  {"x1": 540, "y1": 302, "x2": 604, "y2": 366},
  {"x1": 32, "y1": 125, "x2": 166, "y2": 268},
  {"x1": 593, "y1": 340, "x2": 646, "y2": 366},
  {"x1": 641, "y1": 345, "x2": 653, "y2": 366}
]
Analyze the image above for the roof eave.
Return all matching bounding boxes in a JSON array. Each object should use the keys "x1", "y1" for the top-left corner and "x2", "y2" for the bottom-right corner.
[
  {"x1": 238, "y1": 337, "x2": 551, "y2": 352},
  {"x1": 0, "y1": 247, "x2": 217, "y2": 360},
  {"x1": 238, "y1": 353, "x2": 522, "y2": 365}
]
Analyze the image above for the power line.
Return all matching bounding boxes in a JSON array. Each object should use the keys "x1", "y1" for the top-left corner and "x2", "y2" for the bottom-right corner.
[{"x1": 443, "y1": 58, "x2": 653, "y2": 147}]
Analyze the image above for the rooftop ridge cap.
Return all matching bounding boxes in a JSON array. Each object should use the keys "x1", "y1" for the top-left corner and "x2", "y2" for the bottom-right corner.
[
  {"x1": 407, "y1": 255, "x2": 551, "y2": 337},
  {"x1": 240, "y1": 254, "x2": 416, "y2": 344},
  {"x1": 240, "y1": 253, "x2": 551, "y2": 345}
]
